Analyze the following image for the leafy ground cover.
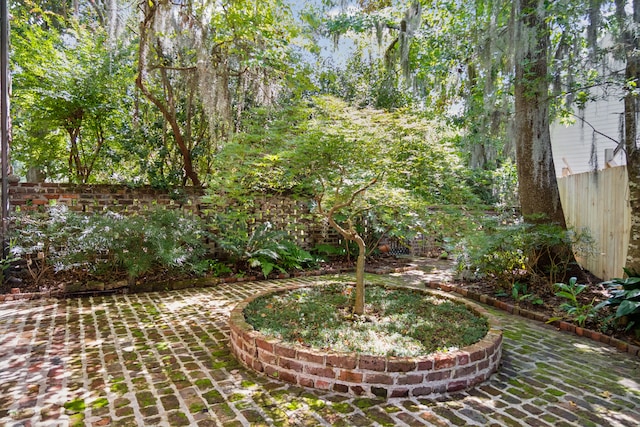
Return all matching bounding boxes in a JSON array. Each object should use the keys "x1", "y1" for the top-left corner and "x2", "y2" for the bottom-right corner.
[
  {"x1": 244, "y1": 281, "x2": 489, "y2": 357},
  {"x1": 455, "y1": 268, "x2": 640, "y2": 346}
]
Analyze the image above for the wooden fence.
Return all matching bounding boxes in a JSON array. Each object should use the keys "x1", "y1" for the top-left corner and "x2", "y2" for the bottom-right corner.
[{"x1": 557, "y1": 166, "x2": 630, "y2": 280}]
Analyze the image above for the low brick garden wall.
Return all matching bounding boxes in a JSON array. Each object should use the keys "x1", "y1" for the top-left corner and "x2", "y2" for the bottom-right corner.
[{"x1": 229, "y1": 284, "x2": 502, "y2": 399}]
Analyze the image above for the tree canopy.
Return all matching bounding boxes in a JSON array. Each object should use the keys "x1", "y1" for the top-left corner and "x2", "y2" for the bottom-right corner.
[{"x1": 8, "y1": 0, "x2": 638, "y2": 273}]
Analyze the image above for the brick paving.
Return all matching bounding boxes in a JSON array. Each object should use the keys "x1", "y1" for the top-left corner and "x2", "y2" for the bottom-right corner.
[{"x1": 1, "y1": 272, "x2": 639, "y2": 426}]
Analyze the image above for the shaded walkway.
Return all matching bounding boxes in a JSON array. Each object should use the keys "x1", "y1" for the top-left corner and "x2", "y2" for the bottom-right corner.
[{"x1": 1, "y1": 273, "x2": 639, "y2": 426}]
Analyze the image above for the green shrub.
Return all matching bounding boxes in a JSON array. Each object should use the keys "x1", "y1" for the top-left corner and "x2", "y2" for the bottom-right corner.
[
  {"x1": 455, "y1": 217, "x2": 592, "y2": 286},
  {"x1": 454, "y1": 219, "x2": 526, "y2": 285},
  {"x1": 211, "y1": 220, "x2": 316, "y2": 278},
  {"x1": 11, "y1": 205, "x2": 208, "y2": 283}
]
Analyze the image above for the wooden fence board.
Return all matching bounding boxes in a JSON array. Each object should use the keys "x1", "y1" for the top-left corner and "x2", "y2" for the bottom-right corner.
[{"x1": 558, "y1": 166, "x2": 630, "y2": 280}]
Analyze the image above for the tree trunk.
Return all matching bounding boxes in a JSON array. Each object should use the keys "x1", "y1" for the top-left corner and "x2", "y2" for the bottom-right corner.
[
  {"x1": 513, "y1": 0, "x2": 575, "y2": 280},
  {"x1": 318, "y1": 179, "x2": 377, "y2": 316},
  {"x1": 354, "y1": 234, "x2": 366, "y2": 315},
  {"x1": 617, "y1": 0, "x2": 640, "y2": 274},
  {"x1": 513, "y1": 0, "x2": 566, "y2": 227},
  {"x1": 135, "y1": 0, "x2": 202, "y2": 188}
]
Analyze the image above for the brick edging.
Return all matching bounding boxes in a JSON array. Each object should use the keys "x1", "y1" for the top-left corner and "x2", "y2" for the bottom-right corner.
[
  {"x1": 0, "y1": 264, "x2": 408, "y2": 303},
  {"x1": 228, "y1": 283, "x2": 503, "y2": 399},
  {"x1": 425, "y1": 281, "x2": 640, "y2": 359}
]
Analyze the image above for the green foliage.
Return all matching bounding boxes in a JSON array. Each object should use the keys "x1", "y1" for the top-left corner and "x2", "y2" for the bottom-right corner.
[
  {"x1": 0, "y1": 241, "x2": 20, "y2": 284},
  {"x1": 10, "y1": 206, "x2": 208, "y2": 283},
  {"x1": 312, "y1": 243, "x2": 347, "y2": 260},
  {"x1": 466, "y1": 160, "x2": 519, "y2": 208},
  {"x1": 215, "y1": 96, "x2": 479, "y2": 250},
  {"x1": 552, "y1": 277, "x2": 598, "y2": 327},
  {"x1": 11, "y1": 7, "x2": 137, "y2": 183},
  {"x1": 318, "y1": 53, "x2": 415, "y2": 110},
  {"x1": 504, "y1": 282, "x2": 543, "y2": 306},
  {"x1": 211, "y1": 220, "x2": 315, "y2": 278},
  {"x1": 596, "y1": 270, "x2": 640, "y2": 335},
  {"x1": 455, "y1": 220, "x2": 526, "y2": 285},
  {"x1": 456, "y1": 218, "x2": 591, "y2": 286}
]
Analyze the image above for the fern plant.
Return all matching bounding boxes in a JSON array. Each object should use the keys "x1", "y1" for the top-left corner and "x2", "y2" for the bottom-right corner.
[
  {"x1": 11, "y1": 205, "x2": 208, "y2": 283},
  {"x1": 215, "y1": 222, "x2": 316, "y2": 278}
]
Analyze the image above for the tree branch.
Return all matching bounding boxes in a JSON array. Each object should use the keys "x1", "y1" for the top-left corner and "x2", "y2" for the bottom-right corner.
[
  {"x1": 149, "y1": 65, "x2": 198, "y2": 72},
  {"x1": 325, "y1": 178, "x2": 378, "y2": 241},
  {"x1": 568, "y1": 111, "x2": 623, "y2": 148}
]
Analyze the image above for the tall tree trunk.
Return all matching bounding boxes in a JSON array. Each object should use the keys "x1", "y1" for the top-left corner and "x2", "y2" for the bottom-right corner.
[
  {"x1": 513, "y1": 0, "x2": 567, "y2": 227},
  {"x1": 514, "y1": 0, "x2": 574, "y2": 280},
  {"x1": 135, "y1": 0, "x2": 202, "y2": 187},
  {"x1": 617, "y1": 0, "x2": 640, "y2": 274}
]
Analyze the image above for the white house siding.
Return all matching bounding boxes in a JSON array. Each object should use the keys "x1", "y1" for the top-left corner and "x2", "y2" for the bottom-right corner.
[{"x1": 550, "y1": 96, "x2": 627, "y2": 178}]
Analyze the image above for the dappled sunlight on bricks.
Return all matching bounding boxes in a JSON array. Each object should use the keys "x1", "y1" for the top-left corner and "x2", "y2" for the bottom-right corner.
[{"x1": 0, "y1": 274, "x2": 638, "y2": 426}]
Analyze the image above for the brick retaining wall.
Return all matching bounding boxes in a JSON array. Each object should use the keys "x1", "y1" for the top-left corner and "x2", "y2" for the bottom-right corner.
[
  {"x1": 9, "y1": 182, "x2": 203, "y2": 213},
  {"x1": 8, "y1": 182, "x2": 440, "y2": 256},
  {"x1": 229, "y1": 284, "x2": 503, "y2": 399},
  {"x1": 7, "y1": 182, "x2": 342, "y2": 251}
]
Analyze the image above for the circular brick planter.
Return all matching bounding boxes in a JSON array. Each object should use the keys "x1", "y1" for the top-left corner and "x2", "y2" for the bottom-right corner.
[{"x1": 229, "y1": 284, "x2": 502, "y2": 399}]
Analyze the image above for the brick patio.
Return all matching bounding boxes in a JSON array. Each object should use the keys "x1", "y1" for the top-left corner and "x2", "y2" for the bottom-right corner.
[{"x1": 1, "y1": 272, "x2": 639, "y2": 426}]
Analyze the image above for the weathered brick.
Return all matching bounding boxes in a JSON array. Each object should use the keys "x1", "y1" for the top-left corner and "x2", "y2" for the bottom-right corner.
[
  {"x1": 298, "y1": 376, "x2": 314, "y2": 388},
  {"x1": 333, "y1": 383, "x2": 349, "y2": 393},
  {"x1": 278, "y1": 370, "x2": 297, "y2": 384},
  {"x1": 433, "y1": 354, "x2": 456, "y2": 370},
  {"x1": 278, "y1": 357, "x2": 303, "y2": 372},
  {"x1": 417, "y1": 359, "x2": 434, "y2": 370},
  {"x1": 350, "y1": 385, "x2": 366, "y2": 395},
  {"x1": 412, "y1": 386, "x2": 432, "y2": 396},
  {"x1": 371, "y1": 387, "x2": 388, "y2": 398},
  {"x1": 314, "y1": 379, "x2": 332, "y2": 390},
  {"x1": 273, "y1": 343, "x2": 296, "y2": 358},
  {"x1": 387, "y1": 359, "x2": 416, "y2": 372},
  {"x1": 456, "y1": 352, "x2": 470, "y2": 366},
  {"x1": 425, "y1": 371, "x2": 451, "y2": 382},
  {"x1": 358, "y1": 355, "x2": 386, "y2": 371},
  {"x1": 390, "y1": 388, "x2": 409, "y2": 398},
  {"x1": 257, "y1": 348, "x2": 277, "y2": 365},
  {"x1": 297, "y1": 349, "x2": 324, "y2": 364},
  {"x1": 396, "y1": 374, "x2": 424, "y2": 385},
  {"x1": 469, "y1": 346, "x2": 486, "y2": 362},
  {"x1": 446, "y1": 380, "x2": 468, "y2": 392},
  {"x1": 477, "y1": 359, "x2": 490, "y2": 371},
  {"x1": 338, "y1": 370, "x2": 363, "y2": 383},
  {"x1": 364, "y1": 373, "x2": 394, "y2": 385},
  {"x1": 453, "y1": 365, "x2": 477, "y2": 378},
  {"x1": 305, "y1": 365, "x2": 335, "y2": 379},
  {"x1": 263, "y1": 365, "x2": 279, "y2": 378},
  {"x1": 251, "y1": 359, "x2": 264, "y2": 372},
  {"x1": 326, "y1": 354, "x2": 357, "y2": 369}
]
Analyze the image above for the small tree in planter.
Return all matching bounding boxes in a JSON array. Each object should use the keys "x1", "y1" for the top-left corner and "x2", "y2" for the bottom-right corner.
[
  {"x1": 282, "y1": 96, "x2": 480, "y2": 315},
  {"x1": 211, "y1": 95, "x2": 481, "y2": 315},
  {"x1": 315, "y1": 178, "x2": 378, "y2": 314}
]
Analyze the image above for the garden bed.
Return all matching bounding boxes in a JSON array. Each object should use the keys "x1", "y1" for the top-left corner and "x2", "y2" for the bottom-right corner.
[{"x1": 228, "y1": 282, "x2": 502, "y2": 398}]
